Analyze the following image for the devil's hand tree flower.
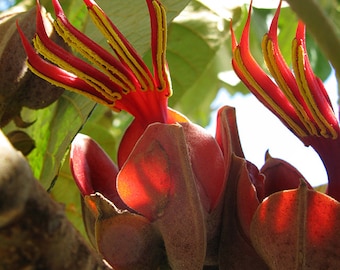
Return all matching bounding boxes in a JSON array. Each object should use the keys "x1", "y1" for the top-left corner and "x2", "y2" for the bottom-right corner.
[
  {"x1": 229, "y1": 0, "x2": 340, "y2": 268},
  {"x1": 18, "y1": 0, "x2": 181, "y2": 167},
  {"x1": 231, "y1": 0, "x2": 340, "y2": 201},
  {"x1": 18, "y1": 0, "x2": 227, "y2": 268}
]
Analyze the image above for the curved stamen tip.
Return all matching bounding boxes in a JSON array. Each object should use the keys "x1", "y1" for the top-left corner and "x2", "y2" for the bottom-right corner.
[
  {"x1": 230, "y1": 19, "x2": 238, "y2": 50},
  {"x1": 52, "y1": 0, "x2": 64, "y2": 16},
  {"x1": 239, "y1": 0, "x2": 253, "y2": 47},
  {"x1": 147, "y1": 0, "x2": 170, "y2": 95},
  {"x1": 268, "y1": 0, "x2": 282, "y2": 39},
  {"x1": 295, "y1": 21, "x2": 306, "y2": 44}
]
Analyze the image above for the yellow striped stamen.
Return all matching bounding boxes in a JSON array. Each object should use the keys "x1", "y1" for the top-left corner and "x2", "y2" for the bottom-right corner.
[
  {"x1": 33, "y1": 35, "x2": 122, "y2": 103},
  {"x1": 53, "y1": 18, "x2": 136, "y2": 94},
  {"x1": 152, "y1": 0, "x2": 169, "y2": 92},
  {"x1": 87, "y1": 5, "x2": 155, "y2": 91},
  {"x1": 26, "y1": 61, "x2": 117, "y2": 107},
  {"x1": 233, "y1": 47, "x2": 308, "y2": 138},
  {"x1": 292, "y1": 40, "x2": 338, "y2": 139},
  {"x1": 262, "y1": 35, "x2": 317, "y2": 136}
]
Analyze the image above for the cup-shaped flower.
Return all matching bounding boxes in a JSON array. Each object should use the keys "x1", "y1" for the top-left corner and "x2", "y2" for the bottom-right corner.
[
  {"x1": 71, "y1": 124, "x2": 219, "y2": 269},
  {"x1": 231, "y1": 0, "x2": 340, "y2": 201},
  {"x1": 70, "y1": 133, "x2": 165, "y2": 269},
  {"x1": 18, "y1": 0, "x2": 227, "y2": 268},
  {"x1": 18, "y1": 0, "x2": 226, "y2": 210}
]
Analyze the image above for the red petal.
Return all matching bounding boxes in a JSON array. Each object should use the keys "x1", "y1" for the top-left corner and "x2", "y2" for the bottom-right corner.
[
  {"x1": 219, "y1": 155, "x2": 267, "y2": 268},
  {"x1": 118, "y1": 114, "x2": 225, "y2": 212},
  {"x1": 181, "y1": 122, "x2": 226, "y2": 211},
  {"x1": 236, "y1": 158, "x2": 261, "y2": 239},
  {"x1": 70, "y1": 134, "x2": 127, "y2": 209},
  {"x1": 117, "y1": 107, "x2": 189, "y2": 168},
  {"x1": 95, "y1": 210, "x2": 162, "y2": 269},
  {"x1": 117, "y1": 123, "x2": 206, "y2": 267},
  {"x1": 216, "y1": 105, "x2": 244, "y2": 159},
  {"x1": 117, "y1": 124, "x2": 173, "y2": 220},
  {"x1": 251, "y1": 183, "x2": 340, "y2": 268}
]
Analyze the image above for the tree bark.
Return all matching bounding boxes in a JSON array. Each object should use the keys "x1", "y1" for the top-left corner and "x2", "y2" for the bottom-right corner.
[{"x1": 0, "y1": 130, "x2": 111, "y2": 270}]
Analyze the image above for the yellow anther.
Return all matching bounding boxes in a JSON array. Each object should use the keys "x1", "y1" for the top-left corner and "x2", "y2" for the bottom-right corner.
[{"x1": 27, "y1": 61, "x2": 121, "y2": 108}]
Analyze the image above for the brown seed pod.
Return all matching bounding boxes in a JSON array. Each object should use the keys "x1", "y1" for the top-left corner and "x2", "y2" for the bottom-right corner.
[{"x1": 0, "y1": 7, "x2": 66, "y2": 127}]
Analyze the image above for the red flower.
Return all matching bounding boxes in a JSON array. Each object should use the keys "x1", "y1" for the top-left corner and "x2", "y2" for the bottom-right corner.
[
  {"x1": 18, "y1": 0, "x2": 227, "y2": 211},
  {"x1": 227, "y1": 1, "x2": 340, "y2": 268},
  {"x1": 231, "y1": 0, "x2": 340, "y2": 201},
  {"x1": 18, "y1": 0, "x2": 226, "y2": 268}
]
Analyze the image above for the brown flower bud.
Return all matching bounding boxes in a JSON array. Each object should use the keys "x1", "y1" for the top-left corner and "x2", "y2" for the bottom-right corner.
[{"x1": 0, "y1": 7, "x2": 66, "y2": 127}]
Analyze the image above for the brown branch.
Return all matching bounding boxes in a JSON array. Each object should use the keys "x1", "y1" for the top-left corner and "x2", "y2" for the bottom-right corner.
[{"x1": 0, "y1": 130, "x2": 112, "y2": 270}]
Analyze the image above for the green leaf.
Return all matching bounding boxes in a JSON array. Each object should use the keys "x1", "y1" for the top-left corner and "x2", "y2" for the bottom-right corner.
[
  {"x1": 83, "y1": 0, "x2": 191, "y2": 55},
  {"x1": 50, "y1": 152, "x2": 88, "y2": 239},
  {"x1": 173, "y1": 42, "x2": 232, "y2": 126},
  {"x1": 26, "y1": 92, "x2": 95, "y2": 189}
]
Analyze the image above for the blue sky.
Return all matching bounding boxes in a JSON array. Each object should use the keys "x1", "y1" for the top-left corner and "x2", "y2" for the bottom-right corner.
[{"x1": 0, "y1": 0, "x2": 15, "y2": 11}]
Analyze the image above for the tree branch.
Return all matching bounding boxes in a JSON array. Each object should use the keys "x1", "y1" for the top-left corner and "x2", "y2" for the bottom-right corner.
[{"x1": 0, "y1": 130, "x2": 111, "y2": 270}]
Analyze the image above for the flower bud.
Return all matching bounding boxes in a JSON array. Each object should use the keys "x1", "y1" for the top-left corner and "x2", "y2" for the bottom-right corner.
[{"x1": 261, "y1": 151, "x2": 312, "y2": 198}]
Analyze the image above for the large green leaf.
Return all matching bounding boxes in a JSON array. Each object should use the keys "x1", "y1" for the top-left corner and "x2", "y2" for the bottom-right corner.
[
  {"x1": 82, "y1": 0, "x2": 191, "y2": 55},
  {"x1": 171, "y1": 41, "x2": 231, "y2": 126}
]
